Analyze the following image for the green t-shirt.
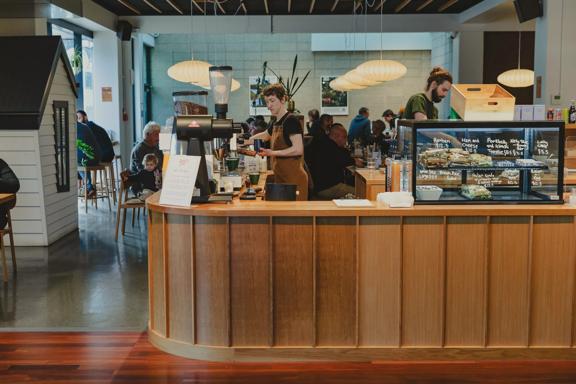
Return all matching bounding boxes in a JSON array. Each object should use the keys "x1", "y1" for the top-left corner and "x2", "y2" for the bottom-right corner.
[{"x1": 403, "y1": 93, "x2": 438, "y2": 119}]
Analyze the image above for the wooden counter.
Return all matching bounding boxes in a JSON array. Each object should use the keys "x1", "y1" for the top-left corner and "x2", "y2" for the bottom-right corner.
[
  {"x1": 147, "y1": 194, "x2": 576, "y2": 361},
  {"x1": 354, "y1": 168, "x2": 386, "y2": 200}
]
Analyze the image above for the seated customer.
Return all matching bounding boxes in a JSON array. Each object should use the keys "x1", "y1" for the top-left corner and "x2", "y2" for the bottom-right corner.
[
  {"x1": 310, "y1": 123, "x2": 363, "y2": 200},
  {"x1": 77, "y1": 120, "x2": 102, "y2": 197},
  {"x1": 121, "y1": 153, "x2": 162, "y2": 201},
  {"x1": 369, "y1": 120, "x2": 391, "y2": 157},
  {"x1": 77, "y1": 110, "x2": 115, "y2": 162},
  {"x1": 130, "y1": 121, "x2": 164, "y2": 173},
  {"x1": 0, "y1": 158, "x2": 20, "y2": 230}
]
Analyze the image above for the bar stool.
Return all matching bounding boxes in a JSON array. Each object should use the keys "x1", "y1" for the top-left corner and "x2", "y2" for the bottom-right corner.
[
  {"x1": 0, "y1": 210, "x2": 16, "y2": 283},
  {"x1": 78, "y1": 164, "x2": 112, "y2": 213},
  {"x1": 101, "y1": 161, "x2": 117, "y2": 205}
]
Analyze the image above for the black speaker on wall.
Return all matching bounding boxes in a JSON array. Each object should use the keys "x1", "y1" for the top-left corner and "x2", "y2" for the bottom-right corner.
[
  {"x1": 116, "y1": 21, "x2": 133, "y2": 41},
  {"x1": 513, "y1": 0, "x2": 543, "y2": 23}
]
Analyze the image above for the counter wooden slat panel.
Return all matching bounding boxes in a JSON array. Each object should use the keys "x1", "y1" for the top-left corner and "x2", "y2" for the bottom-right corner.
[
  {"x1": 488, "y1": 217, "x2": 531, "y2": 347},
  {"x1": 230, "y1": 217, "x2": 271, "y2": 346},
  {"x1": 530, "y1": 216, "x2": 576, "y2": 346},
  {"x1": 194, "y1": 217, "x2": 229, "y2": 346},
  {"x1": 149, "y1": 211, "x2": 166, "y2": 336},
  {"x1": 402, "y1": 217, "x2": 444, "y2": 347},
  {"x1": 166, "y1": 214, "x2": 194, "y2": 343},
  {"x1": 147, "y1": 194, "x2": 576, "y2": 361},
  {"x1": 358, "y1": 217, "x2": 401, "y2": 346},
  {"x1": 272, "y1": 217, "x2": 314, "y2": 346},
  {"x1": 316, "y1": 217, "x2": 357, "y2": 346},
  {"x1": 445, "y1": 216, "x2": 487, "y2": 347}
]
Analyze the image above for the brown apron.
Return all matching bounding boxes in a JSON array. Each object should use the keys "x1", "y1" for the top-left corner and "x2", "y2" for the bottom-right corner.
[{"x1": 270, "y1": 121, "x2": 309, "y2": 201}]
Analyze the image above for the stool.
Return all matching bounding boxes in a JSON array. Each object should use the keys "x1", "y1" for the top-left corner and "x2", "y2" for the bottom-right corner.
[
  {"x1": 78, "y1": 165, "x2": 112, "y2": 213},
  {"x1": 101, "y1": 162, "x2": 117, "y2": 205},
  {"x1": 0, "y1": 210, "x2": 16, "y2": 283}
]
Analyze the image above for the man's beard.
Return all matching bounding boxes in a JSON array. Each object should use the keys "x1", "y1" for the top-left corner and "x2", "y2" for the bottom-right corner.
[{"x1": 431, "y1": 88, "x2": 443, "y2": 103}]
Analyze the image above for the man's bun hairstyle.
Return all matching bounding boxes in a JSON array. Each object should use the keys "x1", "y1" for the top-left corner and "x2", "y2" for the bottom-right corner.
[{"x1": 426, "y1": 66, "x2": 453, "y2": 90}]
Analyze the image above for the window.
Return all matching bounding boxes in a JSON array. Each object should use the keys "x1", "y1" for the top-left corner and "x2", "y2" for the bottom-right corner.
[
  {"x1": 49, "y1": 21, "x2": 94, "y2": 116},
  {"x1": 53, "y1": 101, "x2": 70, "y2": 193}
]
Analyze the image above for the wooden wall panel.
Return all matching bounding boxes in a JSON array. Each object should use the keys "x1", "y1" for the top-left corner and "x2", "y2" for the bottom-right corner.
[
  {"x1": 273, "y1": 217, "x2": 314, "y2": 346},
  {"x1": 445, "y1": 216, "x2": 487, "y2": 347},
  {"x1": 358, "y1": 217, "x2": 401, "y2": 346},
  {"x1": 316, "y1": 217, "x2": 357, "y2": 346},
  {"x1": 531, "y1": 216, "x2": 575, "y2": 347},
  {"x1": 166, "y1": 214, "x2": 193, "y2": 343},
  {"x1": 194, "y1": 216, "x2": 229, "y2": 346},
  {"x1": 402, "y1": 216, "x2": 444, "y2": 347},
  {"x1": 149, "y1": 211, "x2": 166, "y2": 336},
  {"x1": 230, "y1": 217, "x2": 271, "y2": 346},
  {"x1": 488, "y1": 216, "x2": 530, "y2": 347}
]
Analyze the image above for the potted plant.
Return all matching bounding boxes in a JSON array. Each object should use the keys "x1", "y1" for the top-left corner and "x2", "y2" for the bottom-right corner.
[{"x1": 262, "y1": 55, "x2": 311, "y2": 113}]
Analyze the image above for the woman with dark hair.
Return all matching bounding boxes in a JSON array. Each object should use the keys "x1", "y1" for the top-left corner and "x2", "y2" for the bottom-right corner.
[
  {"x1": 0, "y1": 159, "x2": 19, "y2": 230},
  {"x1": 248, "y1": 83, "x2": 308, "y2": 200},
  {"x1": 306, "y1": 109, "x2": 320, "y2": 136},
  {"x1": 403, "y1": 67, "x2": 453, "y2": 120}
]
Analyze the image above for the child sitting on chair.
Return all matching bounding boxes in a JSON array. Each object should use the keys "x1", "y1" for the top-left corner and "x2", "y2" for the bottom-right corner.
[{"x1": 121, "y1": 153, "x2": 162, "y2": 201}]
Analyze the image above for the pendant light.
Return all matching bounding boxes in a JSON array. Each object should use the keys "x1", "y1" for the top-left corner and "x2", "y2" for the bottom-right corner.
[
  {"x1": 167, "y1": 0, "x2": 212, "y2": 84},
  {"x1": 355, "y1": 0, "x2": 406, "y2": 82},
  {"x1": 497, "y1": 32, "x2": 534, "y2": 88},
  {"x1": 342, "y1": 68, "x2": 380, "y2": 86},
  {"x1": 330, "y1": 76, "x2": 367, "y2": 91}
]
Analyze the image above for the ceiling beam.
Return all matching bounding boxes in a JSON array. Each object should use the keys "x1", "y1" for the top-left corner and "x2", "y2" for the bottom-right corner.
[
  {"x1": 438, "y1": 0, "x2": 459, "y2": 12},
  {"x1": 309, "y1": 0, "x2": 315, "y2": 14},
  {"x1": 374, "y1": 0, "x2": 386, "y2": 13},
  {"x1": 142, "y1": 0, "x2": 162, "y2": 13},
  {"x1": 263, "y1": 0, "x2": 269, "y2": 14},
  {"x1": 395, "y1": 0, "x2": 411, "y2": 13},
  {"x1": 215, "y1": 0, "x2": 226, "y2": 14},
  {"x1": 416, "y1": 0, "x2": 434, "y2": 12},
  {"x1": 165, "y1": 0, "x2": 183, "y2": 14},
  {"x1": 458, "y1": 0, "x2": 507, "y2": 23},
  {"x1": 117, "y1": 0, "x2": 141, "y2": 14},
  {"x1": 330, "y1": 0, "x2": 339, "y2": 13},
  {"x1": 192, "y1": 0, "x2": 205, "y2": 14}
]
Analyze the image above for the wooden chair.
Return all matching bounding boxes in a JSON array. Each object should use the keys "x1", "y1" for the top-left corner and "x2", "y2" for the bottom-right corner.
[
  {"x1": 0, "y1": 210, "x2": 16, "y2": 283},
  {"x1": 115, "y1": 178, "x2": 146, "y2": 241},
  {"x1": 78, "y1": 164, "x2": 112, "y2": 213}
]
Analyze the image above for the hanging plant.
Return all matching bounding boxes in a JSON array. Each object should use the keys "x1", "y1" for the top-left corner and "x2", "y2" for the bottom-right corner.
[
  {"x1": 67, "y1": 46, "x2": 83, "y2": 76},
  {"x1": 76, "y1": 139, "x2": 94, "y2": 166}
]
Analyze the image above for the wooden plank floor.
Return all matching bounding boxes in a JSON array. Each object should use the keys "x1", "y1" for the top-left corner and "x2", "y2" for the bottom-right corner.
[{"x1": 1, "y1": 332, "x2": 576, "y2": 383}]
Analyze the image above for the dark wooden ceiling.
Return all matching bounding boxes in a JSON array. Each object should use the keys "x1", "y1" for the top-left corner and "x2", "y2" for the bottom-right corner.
[{"x1": 92, "y1": 0, "x2": 485, "y2": 16}]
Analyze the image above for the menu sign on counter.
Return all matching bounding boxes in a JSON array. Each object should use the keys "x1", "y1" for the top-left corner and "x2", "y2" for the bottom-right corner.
[
  {"x1": 485, "y1": 137, "x2": 527, "y2": 157},
  {"x1": 159, "y1": 155, "x2": 201, "y2": 207}
]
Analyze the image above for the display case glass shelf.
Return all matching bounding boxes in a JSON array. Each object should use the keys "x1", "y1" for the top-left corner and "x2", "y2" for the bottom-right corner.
[{"x1": 397, "y1": 120, "x2": 565, "y2": 204}]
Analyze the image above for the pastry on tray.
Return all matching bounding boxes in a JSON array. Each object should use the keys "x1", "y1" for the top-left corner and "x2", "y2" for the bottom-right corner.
[{"x1": 461, "y1": 184, "x2": 492, "y2": 200}]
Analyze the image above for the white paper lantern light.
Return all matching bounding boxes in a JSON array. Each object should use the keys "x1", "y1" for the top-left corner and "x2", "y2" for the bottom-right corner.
[
  {"x1": 497, "y1": 68, "x2": 534, "y2": 88},
  {"x1": 167, "y1": 60, "x2": 212, "y2": 84},
  {"x1": 356, "y1": 60, "x2": 407, "y2": 82},
  {"x1": 329, "y1": 77, "x2": 367, "y2": 91},
  {"x1": 342, "y1": 69, "x2": 380, "y2": 86}
]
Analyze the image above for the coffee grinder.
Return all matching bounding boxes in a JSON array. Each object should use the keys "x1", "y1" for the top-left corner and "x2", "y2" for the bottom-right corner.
[{"x1": 172, "y1": 66, "x2": 242, "y2": 203}]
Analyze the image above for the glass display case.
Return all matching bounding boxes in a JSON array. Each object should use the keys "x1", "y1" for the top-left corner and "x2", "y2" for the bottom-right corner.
[{"x1": 397, "y1": 120, "x2": 565, "y2": 204}]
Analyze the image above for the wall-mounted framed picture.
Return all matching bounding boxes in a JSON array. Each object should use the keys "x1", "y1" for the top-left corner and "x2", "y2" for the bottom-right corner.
[
  {"x1": 321, "y1": 76, "x2": 348, "y2": 116},
  {"x1": 249, "y1": 75, "x2": 278, "y2": 116}
]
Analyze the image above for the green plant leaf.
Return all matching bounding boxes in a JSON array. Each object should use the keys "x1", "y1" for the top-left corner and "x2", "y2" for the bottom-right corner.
[
  {"x1": 291, "y1": 55, "x2": 298, "y2": 83},
  {"x1": 291, "y1": 70, "x2": 311, "y2": 97}
]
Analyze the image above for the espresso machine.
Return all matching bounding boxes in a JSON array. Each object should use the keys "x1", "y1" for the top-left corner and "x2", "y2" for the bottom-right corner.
[{"x1": 171, "y1": 66, "x2": 242, "y2": 203}]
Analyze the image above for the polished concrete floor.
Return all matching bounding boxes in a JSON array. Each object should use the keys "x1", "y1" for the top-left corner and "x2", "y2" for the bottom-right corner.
[{"x1": 0, "y1": 203, "x2": 149, "y2": 330}]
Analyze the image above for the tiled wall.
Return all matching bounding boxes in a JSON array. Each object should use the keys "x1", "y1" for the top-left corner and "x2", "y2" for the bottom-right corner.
[{"x1": 151, "y1": 33, "x2": 432, "y2": 128}]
